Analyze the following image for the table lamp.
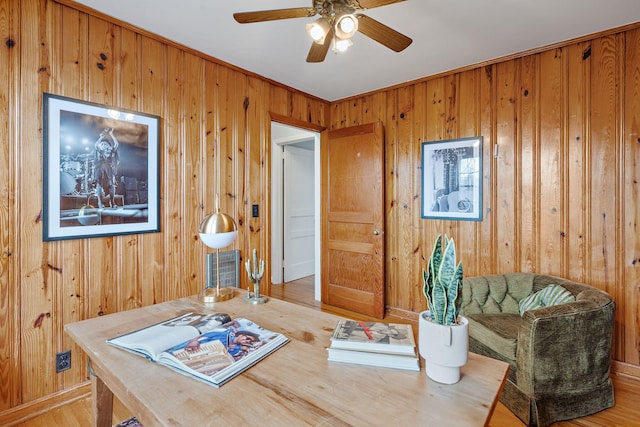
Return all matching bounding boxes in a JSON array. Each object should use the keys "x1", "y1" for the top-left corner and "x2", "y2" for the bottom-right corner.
[{"x1": 198, "y1": 195, "x2": 238, "y2": 302}]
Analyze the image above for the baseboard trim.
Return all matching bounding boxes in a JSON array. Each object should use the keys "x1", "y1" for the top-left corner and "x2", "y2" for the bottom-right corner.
[
  {"x1": 0, "y1": 382, "x2": 90, "y2": 427},
  {"x1": 611, "y1": 360, "x2": 640, "y2": 381},
  {"x1": 385, "y1": 306, "x2": 419, "y2": 322}
]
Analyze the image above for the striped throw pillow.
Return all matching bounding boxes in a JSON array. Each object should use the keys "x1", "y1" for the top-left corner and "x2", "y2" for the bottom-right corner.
[{"x1": 518, "y1": 284, "x2": 575, "y2": 316}]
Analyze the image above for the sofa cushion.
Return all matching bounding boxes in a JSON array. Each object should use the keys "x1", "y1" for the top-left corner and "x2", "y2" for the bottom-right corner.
[
  {"x1": 466, "y1": 313, "x2": 523, "y2": 361},
  {"x1": 518, "y1": 284, "x2": 575, "y2": 316},
  {"x1": 461, "y1": 273, "x2": 536, "y2": 315}
]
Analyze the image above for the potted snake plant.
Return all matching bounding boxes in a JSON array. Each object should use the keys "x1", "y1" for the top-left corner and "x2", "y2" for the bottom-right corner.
[{"x1": 418, "y1": 234, "x2": 469, "y2": 384}]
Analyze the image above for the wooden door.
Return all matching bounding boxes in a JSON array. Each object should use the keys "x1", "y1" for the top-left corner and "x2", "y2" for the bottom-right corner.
[{"x1": 321, "y1": 122, "x2": 385, "y2": 318}]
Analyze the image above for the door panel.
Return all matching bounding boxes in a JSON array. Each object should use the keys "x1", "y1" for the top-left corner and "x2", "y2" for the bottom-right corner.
[
  {"x1": 321, "y1": 122, "x2": 385, "y2": 318},
  {"x1": 284, "y1": 145, "x2": 315, "y2": 282}
]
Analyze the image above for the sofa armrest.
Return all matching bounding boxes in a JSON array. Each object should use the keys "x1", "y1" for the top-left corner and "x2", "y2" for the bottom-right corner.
[{"x1": 515, "y1": 299, "x2": 615, "y2": 396}]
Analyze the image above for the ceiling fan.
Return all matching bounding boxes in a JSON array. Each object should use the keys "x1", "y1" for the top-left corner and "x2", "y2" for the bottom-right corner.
[{"x1": 233, "y1": 0, "x2": 412, "y2": 63}]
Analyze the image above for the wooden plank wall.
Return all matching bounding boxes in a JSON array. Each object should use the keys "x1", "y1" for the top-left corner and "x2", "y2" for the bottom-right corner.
[
  {"x1": 330, "y1": 29, "x2": 640, "y2": 371},
  {"x1": 0, "y1": 0, "x2": 638, "y2": 417},
  {"x1": 0, "y1": 0, "x2": 329, "y2": 412}
]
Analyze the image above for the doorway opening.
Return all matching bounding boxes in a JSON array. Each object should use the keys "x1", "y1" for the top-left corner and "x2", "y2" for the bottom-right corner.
[{"x1": 271, "y1": 122, "x2": 321, "y2": 301}]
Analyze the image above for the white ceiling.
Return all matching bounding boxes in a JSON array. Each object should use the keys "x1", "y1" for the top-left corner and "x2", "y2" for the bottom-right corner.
[{"x1": 72, "y1": 0, "x2": 640, "y2": 101}]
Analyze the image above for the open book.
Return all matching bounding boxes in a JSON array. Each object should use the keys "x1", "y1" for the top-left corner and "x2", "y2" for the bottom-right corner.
[{"x1": 107, "y1": 312, "x2": 289, "y2": 387}]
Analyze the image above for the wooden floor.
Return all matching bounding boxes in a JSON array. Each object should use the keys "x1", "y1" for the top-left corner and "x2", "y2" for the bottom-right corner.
[{"x1": 14, "y1": 277, "x2": 640, "y2": 426}]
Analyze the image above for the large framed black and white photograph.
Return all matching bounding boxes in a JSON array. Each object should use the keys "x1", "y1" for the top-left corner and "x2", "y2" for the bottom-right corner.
[
  {"x1": 421, "y1": 136, "x2": 482, "y2": 221},
  {"x1": 43, "y1": 93, "x2": 160, "y2": 241}
]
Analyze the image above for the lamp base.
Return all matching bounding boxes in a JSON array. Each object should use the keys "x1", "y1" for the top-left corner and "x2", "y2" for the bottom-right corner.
[
  {"x1": 243, "y1": 294, "x2": 269, "y2": 304},
  {"x1": 199, "y1": 287, "x2": 235, "y2": 303}
]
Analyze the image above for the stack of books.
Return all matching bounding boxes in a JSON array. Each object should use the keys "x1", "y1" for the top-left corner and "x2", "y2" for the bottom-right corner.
[{"x1": 327, "y1": 319, "x2": 420, "y2": 371}]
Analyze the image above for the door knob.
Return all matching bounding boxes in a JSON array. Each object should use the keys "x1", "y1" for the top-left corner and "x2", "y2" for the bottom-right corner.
[{"x1": 373, "y1": 229, "x2": 383, "y2": 235}]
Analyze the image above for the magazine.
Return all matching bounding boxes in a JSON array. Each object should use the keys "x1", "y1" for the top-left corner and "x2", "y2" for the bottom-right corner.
[
  {"x1": 329, "y1": 319, "x2": 416, "y2": 355},
  {"x1": 107, "y1": 312, "x2": 289, "y2": 387}
]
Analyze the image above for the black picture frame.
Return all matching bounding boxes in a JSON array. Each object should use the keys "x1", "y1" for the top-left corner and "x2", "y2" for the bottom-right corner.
[
  {"x1": 421, "y1": 136, "x2": 483, "y2": 221},
  {"x1": 43, "y1": 93, "x2": 160, "y2": 241}
]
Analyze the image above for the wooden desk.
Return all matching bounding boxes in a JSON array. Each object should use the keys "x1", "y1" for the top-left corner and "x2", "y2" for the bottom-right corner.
[{"x1": 65, "y1": 291, "x2": 508, "y2": 426}]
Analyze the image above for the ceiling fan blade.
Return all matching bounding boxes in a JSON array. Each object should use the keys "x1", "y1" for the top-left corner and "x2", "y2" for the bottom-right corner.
[
  {"x1": 356, "y1": 14, "x2": 412, "y2": 52},
  {"x1": 234, "y1": 8, "x2": 314, "y2": 24},
  {"x1": 355, "y1": 0, "x2": 406, "y2": 9},
  {"x1": 306, "y1": 28, "x2": 334, "y2": 63}
]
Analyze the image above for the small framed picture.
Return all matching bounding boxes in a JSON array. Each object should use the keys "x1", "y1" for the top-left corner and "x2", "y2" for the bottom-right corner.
[
  {"x1": 43, "y1": 93, "x2": 161, "y2": 241},
  {"x1": 421, "y1": 136, "x2": 483, "y2": 221}
]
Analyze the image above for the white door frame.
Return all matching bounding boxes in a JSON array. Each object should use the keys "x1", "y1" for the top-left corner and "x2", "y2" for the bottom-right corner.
[{"x1": 271, "y1": 122, "x2": 321, "y2": 301}]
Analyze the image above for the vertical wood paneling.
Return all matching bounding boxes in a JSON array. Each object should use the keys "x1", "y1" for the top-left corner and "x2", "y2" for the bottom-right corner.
[
  {"x1": 623, "y1": 29, "x2": 640, "y2": 366},
  {"x1": 479, "y1": 66, "x2": 495, "y2": 274},
  {"x1": 0, "y1": 0, "x2": 7, "y2": 406},
  {"x1": 331, "y1": 100, "x2": 349, "y2": 130},
  {"x1": 0, "y1": 0, "x2": 18, "y2": 412},
  {"x1": 410, "y1": 83, "x2": 427, "y2": 312},
  {"x1": 494, "y1": 60, "x2": 518, "y2": 272},
  {"x1": 268, "y1": 85, "x2": 289, "y2": 119},
  {"x1": 289, "y1": 91, "x2": 311, "y2": 124},
  {"x1": 443, "y1": 75, "x2": 462, "y2": 243},
  {"x1": 86, "y1": 15, "x2": 117, "y2": 319},
  {"x1": 139, "y1": 36, "x2": 167, "y2": 307},
  {"x1": 245, "y1": 76, "x2": 264, "y2": 291},
  {"x1": 217, "y1": 66, "x2": 243, "y2": 286},
  {"x1": 588, "y1": 36, "x2": 618, "y2": 295},
  {"x1": 202, "y1": 60, "x2": 218, "y2": 282},
  {"x1": 232, "y1": 73, "x2": 248, "y2": 285},
  {"x1": 165, "y1": 46, "x2": 185, "y2": 301},
  {"x1": 234, "y1": 74, "x2": 248, "y2": 289},
  {"x1": 218, "y1": 66, "x2": 237, "y2": 218},
  {"x1": 183, "y1": 53, "x2": 204, "y2": 298},
  {"x1": 423, "y1": 77, "x2": 446, "y2": 282},
  {"x1": 396, "y1": 86, "x2": 419, "y2": 311},
  {"x1": 566, "y1": 42, "x2": 588, "y2": 282},
  {"x1": 2, "y1": 0, "x2": 640, "y2": 417},
  {"x1": 538, "y1": 49, "x2": 563, "y2": 275},
  {"x1": 230, "y1": 74, "x2": 246, "y2": 238},
  {"x1": 613, "y1": 33, "x2": 627, "y2": 361},
  {"x1": 412, "y1": 83, "x2": 433, "y2": 312},
  {"x1": 19, "y1": 0, "x2": 54, "y2": 402},
  {"x1": 519, "y1": 55, "x2": 537, "y2": 273},
  {"x1": 457, "y1": 69, "x2": 481, "y2": 275},
  {"x1": 383, "y1": 90, "x2": 399, "y2": 309},
  {"x1": 257, "y1": 77, "x2": 273, "y2": 292},
  {"x1": 58, "y1": 4, "x2": 88, "y2": 389},
  {"x1": 118, "y1": 28, "x2": 141, "y2": 313}
]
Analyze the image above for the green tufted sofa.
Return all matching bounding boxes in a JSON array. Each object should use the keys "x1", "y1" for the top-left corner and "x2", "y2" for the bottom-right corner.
[{"x1": 460, "y1": 273, "x2": 615, "y2": 426}]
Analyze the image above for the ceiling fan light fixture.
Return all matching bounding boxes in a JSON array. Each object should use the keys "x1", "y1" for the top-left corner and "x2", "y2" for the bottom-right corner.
[
  {"x1": 335, "y1": 13, "x2": 358, "y2": 39},
  {"x1": 306, "y1": 18, "x2": 330, "y2": 44},
  {"x1": 334, "y1": 37, "x2": 353, "y2": 53},
  {"x1": 232, "y1": 0, "x2": 413, "y2": 63}
]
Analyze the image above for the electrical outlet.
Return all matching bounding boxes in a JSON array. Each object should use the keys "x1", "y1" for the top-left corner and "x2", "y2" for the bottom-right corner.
[{"x1": 56, "y1": 350, "x2": 71, "y2": 373}]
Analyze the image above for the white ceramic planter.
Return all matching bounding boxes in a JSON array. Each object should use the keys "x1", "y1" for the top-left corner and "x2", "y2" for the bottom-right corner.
[{"x1": 418, "y1": 310, "x2": 469, "y2": 384}]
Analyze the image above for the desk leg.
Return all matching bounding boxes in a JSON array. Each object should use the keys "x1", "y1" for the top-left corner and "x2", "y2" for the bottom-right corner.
[{"x1": 91, "y1": 373, "x2": 113, "y2": 427}]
